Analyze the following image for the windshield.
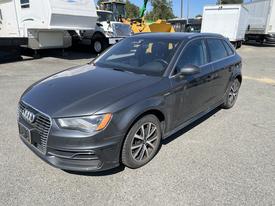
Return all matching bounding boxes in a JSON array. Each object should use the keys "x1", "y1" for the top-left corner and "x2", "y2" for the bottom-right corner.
[
  {"x1": 95, "y1": 37, "x2": 181, "y2": 76},
  {"x1": 97, "y1": 11, "x2": 115, "y2": 22}
]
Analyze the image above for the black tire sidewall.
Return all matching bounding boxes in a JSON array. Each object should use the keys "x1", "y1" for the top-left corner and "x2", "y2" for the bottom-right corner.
[
  {"x1": 92, "y1": 37, "x2": 108, "y2": 54},
  {"x1": 222, "y1": 78, "x2": 240, "y2": 109},
  {"x1": 121, "y1": 115, "x2": 162, "y2": 169}
]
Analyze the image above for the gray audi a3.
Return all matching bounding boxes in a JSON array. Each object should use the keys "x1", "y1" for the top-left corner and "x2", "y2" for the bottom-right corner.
[{"x1": 18, "y1": 33, "x2": 242, "y2": 172}]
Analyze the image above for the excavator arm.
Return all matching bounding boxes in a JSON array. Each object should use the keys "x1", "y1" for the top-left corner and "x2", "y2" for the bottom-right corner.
[{"x1": 139, "y1": 0, "x2": 149, "y2": 18}]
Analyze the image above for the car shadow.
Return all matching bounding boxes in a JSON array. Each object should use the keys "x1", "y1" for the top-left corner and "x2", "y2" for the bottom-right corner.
[
  {"x1": 162, "y1": 107, "x2": 221, "y2": 145},
  {"x1": 63, "y1": 164, "x2": 125, "y2": 177}
]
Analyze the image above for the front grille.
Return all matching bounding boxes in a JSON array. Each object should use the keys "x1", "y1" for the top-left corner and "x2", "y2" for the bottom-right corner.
[
  {"x1": 18, "y1": 102, "x2": 51, "y2": 154},
  {"x1": 113, "y1": 23, "x2": 132, "y2": 37}
]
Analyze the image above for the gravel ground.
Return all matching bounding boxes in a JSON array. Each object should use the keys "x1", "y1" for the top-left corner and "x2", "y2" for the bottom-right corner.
[{"x1": 0, "y1": 45, "x2": 274, "y2": 206}]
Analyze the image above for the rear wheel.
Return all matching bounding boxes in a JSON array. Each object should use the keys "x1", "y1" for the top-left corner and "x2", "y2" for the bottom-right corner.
[
  {"x1": 121, "y1": 115, "x2": 162, "y2": 169},
  {"x1": 222, "y1": 78, "x2": 241, "y2": 109}
]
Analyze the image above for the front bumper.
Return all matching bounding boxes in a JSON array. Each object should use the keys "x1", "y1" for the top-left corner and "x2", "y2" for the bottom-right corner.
[
  {"x1": 20, "y1": 133, "x2": 122, "y2": 172},
  {"x1": 18, "y1": 101, "x2": 124, "y2": 172}
]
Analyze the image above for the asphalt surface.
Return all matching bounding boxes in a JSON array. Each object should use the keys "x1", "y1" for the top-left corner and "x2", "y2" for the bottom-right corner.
[{"x1": 0, "y1": 45, "x2": 275, "y2": 206}]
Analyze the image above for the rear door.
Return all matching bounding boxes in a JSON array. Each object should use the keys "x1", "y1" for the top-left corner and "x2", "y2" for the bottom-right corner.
[
  {"x1": 206, "y1": 38, "x2": 237, "y2": 104},
  {"x1": 170, "y1": 39, "x2": 214, "y2": 127}
]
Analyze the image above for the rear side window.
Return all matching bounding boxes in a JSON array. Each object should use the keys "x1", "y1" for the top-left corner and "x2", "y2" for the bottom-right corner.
[
  {"x1": 222, "y1": 40, "x2": 234, "y2": 56},
  {"x1": 175, "y1": 39, "x2": 207, "y2": 73},
  {"x1": 20, "y1": 0, "x2": 30, "y2": 8},
  {"x1": 207, "y1": 39, "x2": 228, "y2": 61}
]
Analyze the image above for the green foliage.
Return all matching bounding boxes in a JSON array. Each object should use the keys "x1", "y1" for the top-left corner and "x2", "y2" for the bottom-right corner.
[
  {"x1": 217, "y1": 0, "x2": 243, "y2": 4},
  {"x1": 97, "y1": 0, "x2": 104, "y2": 6},
  {"x1": 145, "y1": 0, "x2": 175, "y2": 21},
  {"x1": 125, "y1": 0, "x2": 140, "y2": 18}
]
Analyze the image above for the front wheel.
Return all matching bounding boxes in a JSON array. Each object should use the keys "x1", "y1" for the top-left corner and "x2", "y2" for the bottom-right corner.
[
  {"x1": 121, "y1": 115, "x2": 162, "y2": 169},
  {"x1": 91, "y1": 37, "x2": 108, "y2": 54},
  {"x1": 222, "y1": 78, "x2": 241, "y2": 109}
]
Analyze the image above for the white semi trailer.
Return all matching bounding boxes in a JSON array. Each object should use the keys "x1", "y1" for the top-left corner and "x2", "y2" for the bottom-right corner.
[
  {"x1": 201, "y1": 4, "x2": 249, "y2": 48},
  {"x1": 0, "y1": 0, "x2": 98, "y2": 55},
  {"x1": 244, "y1": 0, "x2": 275, "y2": 44}
]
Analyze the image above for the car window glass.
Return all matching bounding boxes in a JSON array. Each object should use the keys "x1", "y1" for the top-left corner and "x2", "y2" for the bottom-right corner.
[
  {"x1": 207, "y1": 39, "x2": 228, "y2": 61},
  {"x1": 95, "y1": 37, "x2": 181, "y2": 76},
  {"x1": 175, "y1": 39, "x2": 207, "y2": 74},
  {"x1": 222, "y1": 40, "x2": 234, "y2": 56}
]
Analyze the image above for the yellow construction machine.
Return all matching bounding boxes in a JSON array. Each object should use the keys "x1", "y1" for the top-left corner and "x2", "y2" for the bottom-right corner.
[{"x1": 99, "y1": 0, "x2": 174, "y2": 33}]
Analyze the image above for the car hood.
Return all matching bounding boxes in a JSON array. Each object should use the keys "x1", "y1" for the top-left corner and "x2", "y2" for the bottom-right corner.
[{"x1": 21, "y1": 64, "x2": 160, "y2": 117}]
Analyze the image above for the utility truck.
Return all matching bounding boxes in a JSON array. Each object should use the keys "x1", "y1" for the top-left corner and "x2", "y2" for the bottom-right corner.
[
  {"x1": 244, "y1": 0, "x2": 275, "y2": 44},
  {"x1": 201, "y1": 4, "x2": 249, "y2": 48},
  {"x1": 0, "y1": 0, "x2": 98, "y2": 57},
  {"x1": 79, "y1": 10, "x2": 132, "y2": 54}
]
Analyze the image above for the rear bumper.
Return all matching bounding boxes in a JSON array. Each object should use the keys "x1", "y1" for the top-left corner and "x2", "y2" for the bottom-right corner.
[{"x1": 20, "y1": 134, "x2": 122, "y2": 172}]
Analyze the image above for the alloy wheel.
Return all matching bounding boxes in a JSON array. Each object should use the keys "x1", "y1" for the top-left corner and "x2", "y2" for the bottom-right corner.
[
  {"x1": 228, "y1": 80, "x2": 240, "y2": 105},
  {"x1": 130, "y1": 122, "x2": 159, "y2": 162}
]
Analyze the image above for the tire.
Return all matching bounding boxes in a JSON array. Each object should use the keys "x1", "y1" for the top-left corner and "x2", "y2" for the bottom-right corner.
[
  {"x1": 121, "y1": 115, "x2": 162, "y2": 169},
  {"x1": 222, "y1": 78, "x2": 241, "y2": 109},
  {"x1": 91, "y1": 36, "x2": 108, "y2": 54}
]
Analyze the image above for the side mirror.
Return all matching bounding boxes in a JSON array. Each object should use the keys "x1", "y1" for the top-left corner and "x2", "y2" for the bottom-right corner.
[{"x1": 179, "y1": 66, "x2": 200, "y2": 76}]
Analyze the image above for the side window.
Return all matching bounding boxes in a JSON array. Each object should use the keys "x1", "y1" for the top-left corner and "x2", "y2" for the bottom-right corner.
[
  {"x1": 222, "y1": 40, "x2": 234, "y2": 56},
  {"x1": 0, "y1": 9, "x2": 2, "y2": 21},
  {"x1": 175, "y1": 39, "x2": 207, "y2": 74},
  {"x1": 207, "y1": 39, "x2": 228, "y2": 61},
  {"x1": 20, "y1": 0, "x2": 30, "y2": 8}
]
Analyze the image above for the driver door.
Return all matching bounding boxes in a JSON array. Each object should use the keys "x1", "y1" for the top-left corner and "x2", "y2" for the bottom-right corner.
[{"x1": 170, "y1": 39, "x2": 215, "y2": 127}]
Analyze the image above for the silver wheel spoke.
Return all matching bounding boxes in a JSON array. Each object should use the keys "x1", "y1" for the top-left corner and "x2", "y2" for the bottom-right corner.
[
  {"x1": 133, "y1": 145, "x2": 143, "y2": 159},
  {"x1": 139, "y1": 146, "x2": 146, "y2": 161},
  {"x1": 134, "y1": 134, "x2": 143, "y2": 141},
  {"x1": 144, "y1": 145, "x2": 149, "y2": 157},
  {"x1": 147, "y1": 141, "x2": 155, "y2": 149},
  {"x1": 141, "y1": 125, "x2": 145, "y2": 139},
  {"x1": 131, "y1": 144, "x2": 143, "y2": 150},
  {"x1": 147, "y1": 135, "x2": 158, "y2": 143},
  {"x1": 148, "y1": 126, "x2": 156, "y2": 138}
]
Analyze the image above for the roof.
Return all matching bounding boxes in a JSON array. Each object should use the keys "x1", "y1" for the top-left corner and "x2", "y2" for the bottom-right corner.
[{"x1": 132, "y1": 32, "x2": 224, "y2": 40}]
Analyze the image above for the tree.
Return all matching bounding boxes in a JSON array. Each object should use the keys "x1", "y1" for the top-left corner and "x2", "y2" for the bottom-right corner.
[
  {"x1": 125, "y1": 0, "x2": 140, "y2": 19},
  {"x1": 97, "y1": 0, "x2": 104, "y2": 6},
  {"x1": 145, "y1": 0, "x2": 175, "y2": 21},
  {"x1": 217, "y1": 0, "x2": 243, "y2": 4}
]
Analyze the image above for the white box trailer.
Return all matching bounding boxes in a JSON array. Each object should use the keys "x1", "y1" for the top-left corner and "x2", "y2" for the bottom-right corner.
[
  {"x1": 0, "y1": 0, "x2": 97, "y2": 50},
  {"x1": 201, "y1": 4, "x2": 249, "y2": 48},
  {"x1": 244, "y1": 0, "x2": 275, "y2": 44}
]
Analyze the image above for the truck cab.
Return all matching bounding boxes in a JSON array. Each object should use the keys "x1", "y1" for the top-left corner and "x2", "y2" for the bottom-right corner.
[{"x1": 80, "y1": 10, "x2": 132, "y2": 53}]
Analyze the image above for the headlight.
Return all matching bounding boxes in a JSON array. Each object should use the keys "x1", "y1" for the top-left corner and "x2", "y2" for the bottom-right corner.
[
  {"x1": 105, "y1": 31, "x2": 115, "y2": 37},
  {"x1": 57, "y1": 114, "x2": 112, "y2": 133}
]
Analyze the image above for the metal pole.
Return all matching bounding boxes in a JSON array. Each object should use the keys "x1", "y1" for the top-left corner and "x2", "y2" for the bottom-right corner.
[
  {"x1": 187, "y1": 0, "x2": 189, "y2": 23},
  {"x1": 181, "y1": 0, "x2": 184, "y2": 19}
]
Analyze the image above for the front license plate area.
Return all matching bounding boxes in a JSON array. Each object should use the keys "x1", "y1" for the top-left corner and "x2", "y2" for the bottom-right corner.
[{"x1": 19, "y1": 123, "x2": 31, "y2": 143}]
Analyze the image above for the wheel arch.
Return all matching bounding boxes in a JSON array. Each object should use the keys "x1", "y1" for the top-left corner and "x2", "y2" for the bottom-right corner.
[
  {"x1": 91, "y1": 31, "x2": 106, "y2": 40},
  {"x1": 236, "y1": 74, "x2": 242, "y2": 84}
]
